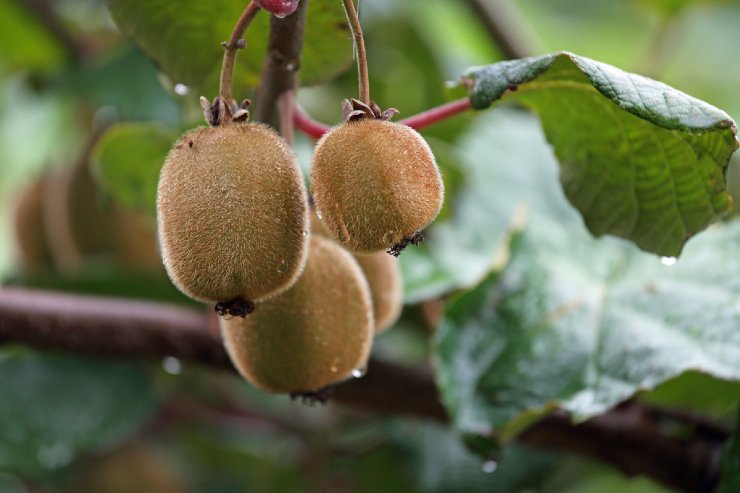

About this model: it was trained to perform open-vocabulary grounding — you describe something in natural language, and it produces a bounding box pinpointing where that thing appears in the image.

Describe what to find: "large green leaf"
[106,0,352,95]
[463,51,738,256]
[90,122,176,216]
[401,114,577,303]
[0,351,158,476]
[434,110,740,439]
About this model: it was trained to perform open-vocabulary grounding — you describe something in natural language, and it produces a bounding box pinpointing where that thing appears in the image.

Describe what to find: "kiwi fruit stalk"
[311,211,402,333]
[311,118,444,254]
[157,123,309,310]
[220,236,373,394]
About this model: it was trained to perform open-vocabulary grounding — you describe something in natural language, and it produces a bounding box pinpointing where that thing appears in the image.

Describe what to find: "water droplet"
[382,230,395,245]
[316,209,323,219]
[351,367,367,378]
[330,357,341,373]
[162,356,182,375]
[302,230,308,237]
[481,460,498,474]
[661,256,677,267]
[277,259,288,273]
[174,83,189,96]
[286,63,296,71]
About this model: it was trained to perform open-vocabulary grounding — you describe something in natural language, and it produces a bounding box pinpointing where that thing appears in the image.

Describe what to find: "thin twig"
[293,98,474,140]
[253,0,310,125]
[0,287,726,492]
[400,98,473,130]
[219,1,262,103]
[342,0,371,105]
[294,104,330,139]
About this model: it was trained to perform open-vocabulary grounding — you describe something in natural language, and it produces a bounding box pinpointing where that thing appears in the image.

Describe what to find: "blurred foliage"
[1,0,739,490]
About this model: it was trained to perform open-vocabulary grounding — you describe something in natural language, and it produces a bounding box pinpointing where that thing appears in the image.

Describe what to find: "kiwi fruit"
[63,444,186,493]
[157,123,309,309]
[43,158,161,272]
[11,177,54,271]
[310,118,444,254]
[311,211,402,333]
[220,235,373,393]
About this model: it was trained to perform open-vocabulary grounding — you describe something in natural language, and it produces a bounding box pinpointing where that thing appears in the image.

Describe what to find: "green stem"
[219,1,262,104]
[341,0,370,105]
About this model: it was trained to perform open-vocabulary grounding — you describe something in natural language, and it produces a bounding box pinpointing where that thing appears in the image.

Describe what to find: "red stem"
[293,98,473,140]
[294,104,331,139]
[400,98,473,130]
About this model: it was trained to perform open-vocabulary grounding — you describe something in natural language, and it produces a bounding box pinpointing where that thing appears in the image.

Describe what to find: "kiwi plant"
[220,236,373,394]
[151,0,443,397]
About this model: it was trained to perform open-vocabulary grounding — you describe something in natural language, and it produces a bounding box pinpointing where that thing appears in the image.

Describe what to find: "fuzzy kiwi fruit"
[43,158,161,272]
[12,177,54,271]
[311,211,402,333]
[157,124,308,308]
[311,119,444,254]
[220,235,373,393]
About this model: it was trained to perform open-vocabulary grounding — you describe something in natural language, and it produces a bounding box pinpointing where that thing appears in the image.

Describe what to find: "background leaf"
[90,122,176,216]
[464,51,738,256]
[105,0,352,95]
[434,109,740,439]
[0,351,158,476]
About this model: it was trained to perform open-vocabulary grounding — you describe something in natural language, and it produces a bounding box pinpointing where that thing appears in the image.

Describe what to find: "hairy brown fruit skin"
[311,119,444,253]
[311,212,402,333]
[157,124,308,304]
[220,236,373,393]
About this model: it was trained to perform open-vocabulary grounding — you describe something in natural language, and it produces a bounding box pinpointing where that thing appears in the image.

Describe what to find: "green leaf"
[401,115,577,303]
[721,407,740,493]
[90,122,176,216]
[106,0,352,95]
[463,51,738,256]
[0,0,67,73]
[437,219,740,438]
[434,110,740,439]
[0,351,158,476]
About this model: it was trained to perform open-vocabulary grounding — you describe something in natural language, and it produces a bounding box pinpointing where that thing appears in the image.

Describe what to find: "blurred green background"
[0,0,739,491]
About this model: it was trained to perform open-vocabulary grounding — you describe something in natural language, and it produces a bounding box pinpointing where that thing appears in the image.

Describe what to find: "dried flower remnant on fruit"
[157,124,309,312]
[290,386,334,406]
[311,115,444,254]
[220,236,374,394]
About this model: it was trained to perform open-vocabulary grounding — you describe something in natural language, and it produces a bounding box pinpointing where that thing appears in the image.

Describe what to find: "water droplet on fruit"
[277,259,288,273]
[661,256,677,267]
[382,230,395,244]
[174,83,189,96]
[481,460,498,474]
[351,366,367,378]
[330,357,341,373]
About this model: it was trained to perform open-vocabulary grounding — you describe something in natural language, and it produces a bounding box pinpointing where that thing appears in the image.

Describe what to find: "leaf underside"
[464,52,738,257]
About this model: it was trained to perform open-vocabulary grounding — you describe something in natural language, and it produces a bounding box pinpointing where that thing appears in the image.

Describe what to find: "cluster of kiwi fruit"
[157,97,443,396]
[156,9,444,398]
